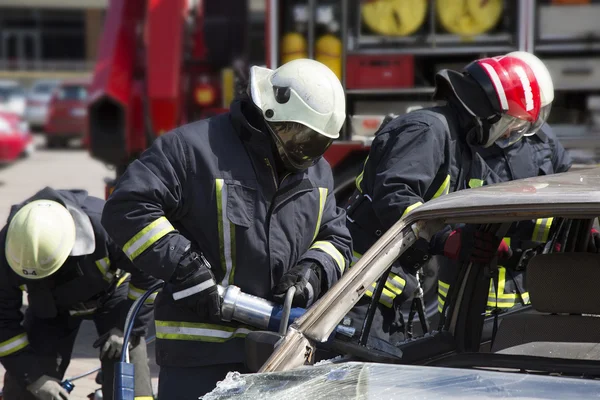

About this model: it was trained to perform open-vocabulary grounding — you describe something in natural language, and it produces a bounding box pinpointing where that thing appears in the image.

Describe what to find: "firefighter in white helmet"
[0,188,158,400]
[101,58,352,398]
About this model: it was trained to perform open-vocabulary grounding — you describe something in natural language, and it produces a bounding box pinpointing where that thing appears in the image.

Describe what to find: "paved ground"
[0,135,159,399]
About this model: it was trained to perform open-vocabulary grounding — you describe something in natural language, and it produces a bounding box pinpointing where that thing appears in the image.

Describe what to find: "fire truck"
[87,0,600,203]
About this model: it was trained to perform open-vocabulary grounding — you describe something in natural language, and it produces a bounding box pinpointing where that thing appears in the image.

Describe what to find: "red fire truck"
[88,0,573,203]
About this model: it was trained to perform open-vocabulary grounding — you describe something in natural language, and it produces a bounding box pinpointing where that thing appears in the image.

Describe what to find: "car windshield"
[57,85,87,101]
[32,83,57,94]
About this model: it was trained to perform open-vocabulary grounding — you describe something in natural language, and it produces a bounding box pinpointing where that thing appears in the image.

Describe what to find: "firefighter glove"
[93,328,128,360]
[441,227,512,264]
[170,251,221,322]
[26,375,70,400]
[273,261,323,308]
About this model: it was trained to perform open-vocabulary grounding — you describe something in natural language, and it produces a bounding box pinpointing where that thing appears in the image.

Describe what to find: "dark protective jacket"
[346,104,503,298]
[101,99,353,367]
[437,125,572,314]
[345,104,498,342]
[0,188,158,386]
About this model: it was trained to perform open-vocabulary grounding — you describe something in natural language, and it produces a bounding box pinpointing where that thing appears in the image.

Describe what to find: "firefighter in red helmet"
[344,51,571,347]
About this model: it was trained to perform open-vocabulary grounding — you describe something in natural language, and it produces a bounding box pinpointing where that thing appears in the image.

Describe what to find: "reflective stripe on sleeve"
[215,179,236,286]
[69,309,97,317]
[95,257,120,282]
[355,156,369,193]
[401,201,423,218]
[171,280,214,301]
[432,175,451,199]
[95,257,110,277]
[122,217,175,261]
[312,188,329,242]
[532,217,554,243]
[469,179,484,188]
[128,284,158,304]
[310,241,346,274]
[0,333,29,357]
[155,320,252,343]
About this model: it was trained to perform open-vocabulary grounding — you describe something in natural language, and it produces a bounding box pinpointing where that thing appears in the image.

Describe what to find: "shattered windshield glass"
[203,362,600,400]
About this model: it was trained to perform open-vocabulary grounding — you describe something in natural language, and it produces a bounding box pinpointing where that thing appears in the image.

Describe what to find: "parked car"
[0,80,26,117]
[0,111,33,164]
[24,79,60,130]
[45,79,90,148]
[206,168,600,399]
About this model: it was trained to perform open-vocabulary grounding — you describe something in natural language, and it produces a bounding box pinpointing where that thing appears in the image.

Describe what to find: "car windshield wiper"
[428,352,600,377]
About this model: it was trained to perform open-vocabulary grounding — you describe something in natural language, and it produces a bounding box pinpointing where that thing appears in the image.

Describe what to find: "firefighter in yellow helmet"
[0,188,158,400]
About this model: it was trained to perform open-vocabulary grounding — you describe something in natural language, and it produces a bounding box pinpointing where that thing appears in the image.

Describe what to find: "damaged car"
[205,167,600,399]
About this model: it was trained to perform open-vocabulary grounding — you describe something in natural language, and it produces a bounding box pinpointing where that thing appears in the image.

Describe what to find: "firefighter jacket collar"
[8,187,96,257]
[230,97,271,146]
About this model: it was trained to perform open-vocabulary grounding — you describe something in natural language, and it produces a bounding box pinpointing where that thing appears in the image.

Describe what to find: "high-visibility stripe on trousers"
[487,267,530,309]
[364,272,406,308]
[0,333,29,357]
[533,217,554,243]
[438,280,450,313]
[155,320,252,343]
[122,217,175,261]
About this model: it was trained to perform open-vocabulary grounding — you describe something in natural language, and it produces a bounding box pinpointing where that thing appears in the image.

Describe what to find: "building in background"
[0,0,266,84]
[0,0,103,83]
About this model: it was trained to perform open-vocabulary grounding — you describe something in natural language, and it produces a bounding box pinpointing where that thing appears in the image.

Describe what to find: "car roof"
[404,167,600,225]
[32,79,60,85]
[0,80,20,87]
[59,79,91,87]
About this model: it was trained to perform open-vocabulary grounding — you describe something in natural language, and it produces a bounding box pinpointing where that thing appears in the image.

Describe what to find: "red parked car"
[45,79,90,148]
[0,111,33,164]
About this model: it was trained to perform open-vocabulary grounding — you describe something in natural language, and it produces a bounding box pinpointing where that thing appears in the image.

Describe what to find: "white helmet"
[505,51,554,137]
[249,58,346,171]
[5,200,76,279]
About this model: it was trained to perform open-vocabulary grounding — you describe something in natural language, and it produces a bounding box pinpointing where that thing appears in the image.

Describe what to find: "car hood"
[204,362,600,400]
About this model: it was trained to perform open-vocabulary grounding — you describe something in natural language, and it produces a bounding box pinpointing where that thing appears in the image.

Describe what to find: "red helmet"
[465,52,553,146]
[435,52,553,147]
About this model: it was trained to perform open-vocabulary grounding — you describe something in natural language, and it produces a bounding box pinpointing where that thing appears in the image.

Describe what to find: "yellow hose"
[362,0,428,36]
[437,0,503,36]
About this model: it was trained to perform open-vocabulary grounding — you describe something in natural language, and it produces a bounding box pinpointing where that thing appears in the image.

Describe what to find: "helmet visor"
[488,114,531,148]
[525,103,552,137]
[267,121,334,171]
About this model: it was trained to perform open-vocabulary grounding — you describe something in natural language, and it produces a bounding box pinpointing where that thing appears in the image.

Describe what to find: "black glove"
[170,252,221,322]
[273,262,323,308]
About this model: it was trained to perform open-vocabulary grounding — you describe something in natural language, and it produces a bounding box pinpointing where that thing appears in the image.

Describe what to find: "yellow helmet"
[5,200,76,279]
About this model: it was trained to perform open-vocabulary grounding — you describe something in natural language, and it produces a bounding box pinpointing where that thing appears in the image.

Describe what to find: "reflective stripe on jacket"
[101,99,352,367]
